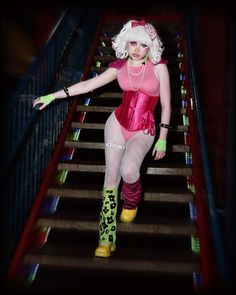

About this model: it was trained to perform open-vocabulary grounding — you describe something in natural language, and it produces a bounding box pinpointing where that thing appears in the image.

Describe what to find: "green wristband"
[155,139,166,151]
[40,94,54,104]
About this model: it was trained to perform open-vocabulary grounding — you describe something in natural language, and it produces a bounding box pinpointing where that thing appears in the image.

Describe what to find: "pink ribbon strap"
[141,111,155,135]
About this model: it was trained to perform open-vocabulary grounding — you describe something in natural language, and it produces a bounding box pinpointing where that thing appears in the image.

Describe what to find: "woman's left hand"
[152,148,166,160]
[152,139,166,160]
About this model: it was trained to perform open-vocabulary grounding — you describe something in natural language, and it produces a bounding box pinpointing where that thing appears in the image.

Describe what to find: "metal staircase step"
[64,140,190,152]
[46,187,194,203]
[77,105,116,112]
[89,91,122,98]
[56,162,192,176]
[76,104,187,115]
[36,218,196,236]
[71,122,189,132]
[94,55,116,62]
[24,253,200,274]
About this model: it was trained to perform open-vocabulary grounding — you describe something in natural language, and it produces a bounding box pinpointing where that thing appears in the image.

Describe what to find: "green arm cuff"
[40,94,54,104]
[154,139,166,151]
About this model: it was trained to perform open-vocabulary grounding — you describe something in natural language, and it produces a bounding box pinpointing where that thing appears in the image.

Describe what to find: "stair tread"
[56,161,192,176]
[21,278,197,294]
[46,185,194,203]
[27,238,199,260]
[36,216,196,235]
[24,253,200,273]
[67,142,187,165]
[57,160,191,167]
[80,111,185,127]
[90,84,181,98]
[41,227,196,247]
[65,140,190,153]
[71,121,189,132]
[72,128,187,145]
[76,104,187,115]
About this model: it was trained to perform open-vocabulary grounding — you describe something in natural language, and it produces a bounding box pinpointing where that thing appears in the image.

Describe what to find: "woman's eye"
[130,41,137,46]
[141,44,147,48]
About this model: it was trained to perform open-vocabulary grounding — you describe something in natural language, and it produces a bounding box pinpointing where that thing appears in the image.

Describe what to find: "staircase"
[6,14,208,294]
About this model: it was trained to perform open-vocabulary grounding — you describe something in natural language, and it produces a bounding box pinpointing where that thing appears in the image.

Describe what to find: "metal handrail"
[183,12,230,286]
[0,3,102,276]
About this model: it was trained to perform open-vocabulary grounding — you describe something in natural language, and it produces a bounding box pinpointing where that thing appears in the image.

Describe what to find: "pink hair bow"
[131,20,157,40]
[131,19,146,27]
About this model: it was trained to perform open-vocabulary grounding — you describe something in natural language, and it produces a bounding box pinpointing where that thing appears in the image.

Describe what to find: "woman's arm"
[156,63,172,140]
[57,67,117,98]
[152,63,172,160]
[33,67,118,110]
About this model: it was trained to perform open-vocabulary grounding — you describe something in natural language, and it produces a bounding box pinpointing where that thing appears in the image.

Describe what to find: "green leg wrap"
[98,187,118,245]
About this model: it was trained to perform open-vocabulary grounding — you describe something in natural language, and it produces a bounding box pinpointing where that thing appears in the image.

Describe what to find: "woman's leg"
[95,113,125,257]
[121,132,154,184]
[120,132,154,221]
[103,112,126,188]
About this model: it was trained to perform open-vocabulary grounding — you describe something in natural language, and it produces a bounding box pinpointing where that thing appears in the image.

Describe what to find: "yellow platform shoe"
[94,244,116,258]
[120,207,137,223]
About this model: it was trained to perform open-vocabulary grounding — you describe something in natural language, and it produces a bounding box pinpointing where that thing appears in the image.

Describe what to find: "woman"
[33,19,172,258]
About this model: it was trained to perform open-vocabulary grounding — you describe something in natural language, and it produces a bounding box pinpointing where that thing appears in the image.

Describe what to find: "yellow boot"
[120,207,137,223]
[94,244,116,258]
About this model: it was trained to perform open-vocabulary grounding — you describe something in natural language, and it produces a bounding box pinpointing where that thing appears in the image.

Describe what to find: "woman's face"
[126,41,149,61]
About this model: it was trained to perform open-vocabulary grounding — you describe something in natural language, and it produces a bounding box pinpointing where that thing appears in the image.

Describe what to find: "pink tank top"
[108,59,167,135]
[109,59,166,96]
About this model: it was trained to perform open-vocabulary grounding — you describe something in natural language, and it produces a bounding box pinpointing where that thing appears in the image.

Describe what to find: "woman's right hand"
[33,94,55,110]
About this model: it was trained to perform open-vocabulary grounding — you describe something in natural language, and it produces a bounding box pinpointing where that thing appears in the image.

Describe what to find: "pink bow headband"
[131,19,157,40]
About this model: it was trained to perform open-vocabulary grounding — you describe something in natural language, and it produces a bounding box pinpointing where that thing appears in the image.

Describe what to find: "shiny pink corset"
[114,90,159,135]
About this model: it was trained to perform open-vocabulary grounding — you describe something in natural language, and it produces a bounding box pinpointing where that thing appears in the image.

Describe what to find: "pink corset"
[114,91,159,135]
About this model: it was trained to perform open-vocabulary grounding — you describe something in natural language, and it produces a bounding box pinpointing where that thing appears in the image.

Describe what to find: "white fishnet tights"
[104,112,154,187]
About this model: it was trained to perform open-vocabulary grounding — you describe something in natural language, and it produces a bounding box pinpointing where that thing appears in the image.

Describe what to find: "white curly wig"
[111,20,164,64]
